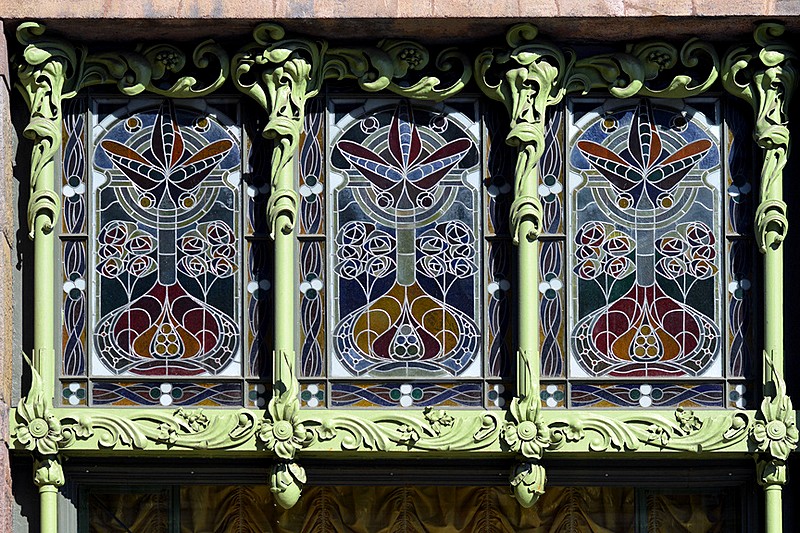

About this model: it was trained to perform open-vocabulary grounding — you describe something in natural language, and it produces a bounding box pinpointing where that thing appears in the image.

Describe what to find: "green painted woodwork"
[8,20,797,527]
[721,23,797,533]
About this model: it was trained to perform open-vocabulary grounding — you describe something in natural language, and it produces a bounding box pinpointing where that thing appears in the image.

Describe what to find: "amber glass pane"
[644,490,741,533]
[85,485,743,532]
[87,489,169,533]
[179,485,635,532]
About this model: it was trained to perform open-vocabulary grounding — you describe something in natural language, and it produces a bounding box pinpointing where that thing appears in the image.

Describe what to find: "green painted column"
[765,484,783,533]
[723,24,798,533]
[32,161,56,401]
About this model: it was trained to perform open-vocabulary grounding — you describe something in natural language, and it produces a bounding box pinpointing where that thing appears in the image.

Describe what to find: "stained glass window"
[297,97,513,409]
[547,97,757,409]
[59,96,271,407]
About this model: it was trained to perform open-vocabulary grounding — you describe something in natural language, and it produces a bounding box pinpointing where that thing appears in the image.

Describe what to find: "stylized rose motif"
[574,222,635,282]
[576,221,606,247]
[605,256,634,279]
[655,222,718,281]
[655,256,687,279]
[575,258,602,280]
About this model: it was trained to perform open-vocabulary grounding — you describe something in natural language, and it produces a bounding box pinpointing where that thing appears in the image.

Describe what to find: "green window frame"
[8,20,797,533]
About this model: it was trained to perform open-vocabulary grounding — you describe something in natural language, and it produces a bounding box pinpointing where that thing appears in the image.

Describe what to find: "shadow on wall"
[10,99,33,405]
[11,455,39,532]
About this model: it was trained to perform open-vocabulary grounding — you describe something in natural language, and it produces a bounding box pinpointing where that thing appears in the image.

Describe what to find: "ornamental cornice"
[9,404,762,457]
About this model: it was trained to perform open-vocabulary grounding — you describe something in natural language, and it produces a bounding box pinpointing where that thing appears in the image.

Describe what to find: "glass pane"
[643,489,742,532]
[86,489,170,533]
[90,99,243,379]
[328,98,482,380]
[179,485,635,532]
[83,484,746,532]
[61,97,88,380]
[567,98,723,379]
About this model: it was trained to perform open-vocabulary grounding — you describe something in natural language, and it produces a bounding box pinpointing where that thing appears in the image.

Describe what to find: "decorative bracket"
[723,23,796,253]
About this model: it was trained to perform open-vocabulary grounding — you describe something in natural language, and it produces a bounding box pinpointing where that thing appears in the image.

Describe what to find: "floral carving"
[15,399,63,456]
[503,398,550,459]
[260,398,311,460]
[750,352,798,462]
[13,358,63,456]
[424,407,454,435]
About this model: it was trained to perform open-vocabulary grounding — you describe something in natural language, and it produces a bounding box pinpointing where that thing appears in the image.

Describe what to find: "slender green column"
[723,24,798,533]
[476,24,566,507]
[765,485,783,533]
[16,23,72,532]
[764,246,783,388]
[32,163,56,400]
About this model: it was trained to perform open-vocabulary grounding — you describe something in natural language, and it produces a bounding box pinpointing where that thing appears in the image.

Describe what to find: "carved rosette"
[750,352,799,487]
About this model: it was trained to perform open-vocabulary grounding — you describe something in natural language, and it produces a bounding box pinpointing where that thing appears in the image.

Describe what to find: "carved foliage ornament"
[723,23,797,252]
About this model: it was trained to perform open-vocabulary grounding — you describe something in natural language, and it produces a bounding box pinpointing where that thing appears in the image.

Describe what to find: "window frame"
[9,20,794,520]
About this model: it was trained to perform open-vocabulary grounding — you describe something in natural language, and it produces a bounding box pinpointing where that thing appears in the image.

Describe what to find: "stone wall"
[0,20,13,533]
[0,1,799,42]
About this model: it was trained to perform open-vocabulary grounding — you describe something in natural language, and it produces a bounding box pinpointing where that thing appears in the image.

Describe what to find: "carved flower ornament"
[503,398,551,459]
[751,389,798,460]
[13,360,63,455]
[750,352,799,460]
[15,400,63,455]
[259,398,310,460]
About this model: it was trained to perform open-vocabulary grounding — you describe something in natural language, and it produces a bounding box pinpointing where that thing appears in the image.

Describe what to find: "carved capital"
[723,24,797,248]
[510,462,546,508]
[756,457,788,487]
[270,462,306,509]
[33,456,64,488]
[16,23,75,238]
[476,24,567,247]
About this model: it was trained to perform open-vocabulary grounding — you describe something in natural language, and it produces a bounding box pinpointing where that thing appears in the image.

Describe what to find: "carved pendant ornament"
[10,20,796,509]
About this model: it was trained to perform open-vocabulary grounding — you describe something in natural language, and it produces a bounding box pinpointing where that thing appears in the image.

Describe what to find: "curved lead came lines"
[330,99,481,379]
[569,99,723,379]
[92,100,242,377]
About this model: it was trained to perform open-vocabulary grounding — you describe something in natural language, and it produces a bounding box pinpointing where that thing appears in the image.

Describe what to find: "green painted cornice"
[9,404,760,457]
